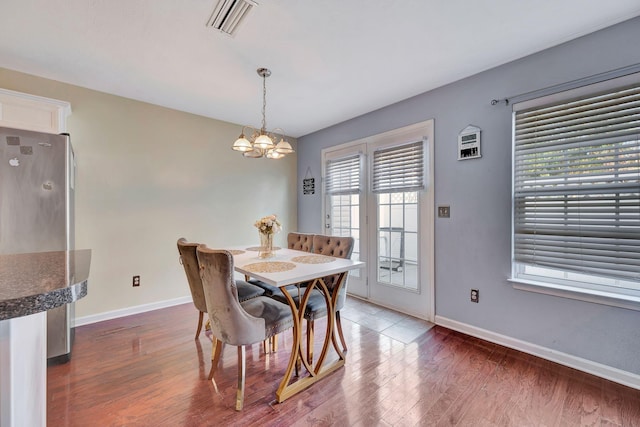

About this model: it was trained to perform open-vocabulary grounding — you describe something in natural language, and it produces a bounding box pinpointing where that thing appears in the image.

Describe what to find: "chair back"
[177,238,207,314]
[312,234,355,291]
[287,232,314,252]
[312,234,354,259]
[196,246,266,346]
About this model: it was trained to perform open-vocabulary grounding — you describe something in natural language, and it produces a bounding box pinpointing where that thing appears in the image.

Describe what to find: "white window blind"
[513,83,640,284]
[372,140,424,193]
[325,155,361,195]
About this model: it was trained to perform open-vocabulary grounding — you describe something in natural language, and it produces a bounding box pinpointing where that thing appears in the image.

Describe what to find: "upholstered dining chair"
[245,231,315,352]
[246,231,314,297]
[308,234,354,354]
[287,231,314,252]
[177,238,266,339]
[196,246,293,410]
[272,234,354,364]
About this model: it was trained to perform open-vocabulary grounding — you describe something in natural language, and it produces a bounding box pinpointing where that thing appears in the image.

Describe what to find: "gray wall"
[296,17,640,375]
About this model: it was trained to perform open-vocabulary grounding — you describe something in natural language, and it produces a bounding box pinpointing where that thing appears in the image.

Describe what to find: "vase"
[258,232,274,259]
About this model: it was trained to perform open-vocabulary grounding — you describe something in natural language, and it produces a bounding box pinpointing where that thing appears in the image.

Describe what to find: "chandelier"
[231,68,294,159]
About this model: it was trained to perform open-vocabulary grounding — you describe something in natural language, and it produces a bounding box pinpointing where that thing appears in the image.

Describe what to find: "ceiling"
[1,1,640,138]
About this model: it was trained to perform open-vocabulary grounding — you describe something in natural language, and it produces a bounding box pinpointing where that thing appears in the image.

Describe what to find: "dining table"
[227,245,364,403]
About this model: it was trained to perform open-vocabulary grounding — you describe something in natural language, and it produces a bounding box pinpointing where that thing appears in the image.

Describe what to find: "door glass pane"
[377,191,419,289]
[404,203,418,233]
[329,194,361,278]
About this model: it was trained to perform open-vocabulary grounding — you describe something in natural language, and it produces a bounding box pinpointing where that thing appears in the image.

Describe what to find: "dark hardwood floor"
[48,297,640,426]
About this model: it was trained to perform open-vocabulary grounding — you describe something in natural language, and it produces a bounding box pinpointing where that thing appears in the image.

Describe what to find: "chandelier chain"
[261,73,267,132]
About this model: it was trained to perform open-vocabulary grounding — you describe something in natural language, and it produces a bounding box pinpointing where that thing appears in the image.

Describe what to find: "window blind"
[372,140,424,193]
[513,84,640,282]
[325,154,361,195]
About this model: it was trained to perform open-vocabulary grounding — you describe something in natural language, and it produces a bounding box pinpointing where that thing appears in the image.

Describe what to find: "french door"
[322,120,434,320]
[324,144,368,297]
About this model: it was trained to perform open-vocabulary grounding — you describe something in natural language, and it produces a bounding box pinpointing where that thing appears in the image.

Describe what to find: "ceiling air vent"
[207,0,257,36]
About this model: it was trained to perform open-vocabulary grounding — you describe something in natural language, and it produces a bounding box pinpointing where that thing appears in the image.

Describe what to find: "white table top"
[227,246,363,287]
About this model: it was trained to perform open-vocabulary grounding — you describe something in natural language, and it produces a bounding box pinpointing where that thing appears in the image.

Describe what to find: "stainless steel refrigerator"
[0,126,76,363]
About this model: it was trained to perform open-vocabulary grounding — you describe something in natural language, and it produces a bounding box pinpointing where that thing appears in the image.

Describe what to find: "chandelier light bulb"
[254,133,274,150]
[274,139,294,154]
[266,148,284,159]
[243,147,264,158]
[232,135,252,152]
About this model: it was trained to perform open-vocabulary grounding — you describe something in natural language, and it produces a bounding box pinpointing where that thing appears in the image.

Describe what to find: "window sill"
[508,278,640,312]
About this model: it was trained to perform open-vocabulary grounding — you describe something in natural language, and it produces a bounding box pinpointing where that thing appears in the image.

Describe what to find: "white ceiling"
[1,1,640,137]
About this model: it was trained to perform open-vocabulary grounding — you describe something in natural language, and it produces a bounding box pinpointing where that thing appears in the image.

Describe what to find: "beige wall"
[0,67,297,318]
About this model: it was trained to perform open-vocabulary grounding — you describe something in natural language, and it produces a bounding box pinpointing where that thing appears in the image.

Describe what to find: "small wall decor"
[458,125,481,160]
[303,167,315,195]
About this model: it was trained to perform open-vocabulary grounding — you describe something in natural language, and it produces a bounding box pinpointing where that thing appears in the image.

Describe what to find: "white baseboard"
[435,315,640,391]
[75,296,192,327]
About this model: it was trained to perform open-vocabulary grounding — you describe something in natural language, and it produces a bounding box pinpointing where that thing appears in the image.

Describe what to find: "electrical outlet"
[470,289,479,303]
[133,275,140,287]
[438,205,450,218]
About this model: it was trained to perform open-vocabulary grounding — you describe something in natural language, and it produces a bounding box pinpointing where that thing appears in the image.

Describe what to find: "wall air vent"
[207,0,257,37]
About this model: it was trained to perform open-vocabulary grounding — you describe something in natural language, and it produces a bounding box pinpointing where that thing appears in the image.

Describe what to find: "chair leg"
[235,346,246,411]
[336,311,348,352]
[208,338,224,380]
[195,311,204,339]
[306,320,314,364]
[261,335,278,354]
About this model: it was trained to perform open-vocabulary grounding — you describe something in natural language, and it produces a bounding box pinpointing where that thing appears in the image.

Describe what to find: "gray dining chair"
[196,246,293,410]
[287,231,314,252]
[247,231,314,297]
[177,238,265,339]
[272,234,354,364]
[245,231,315,352]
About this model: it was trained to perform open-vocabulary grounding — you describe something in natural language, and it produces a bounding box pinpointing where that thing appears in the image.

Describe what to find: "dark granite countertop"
[0,250,91,321]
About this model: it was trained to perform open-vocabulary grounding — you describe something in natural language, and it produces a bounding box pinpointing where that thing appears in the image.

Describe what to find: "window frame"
[510,72,640,310]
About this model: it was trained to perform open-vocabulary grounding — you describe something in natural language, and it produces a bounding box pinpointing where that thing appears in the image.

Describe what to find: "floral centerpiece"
[254,214,281,258]
[254,214,282,235]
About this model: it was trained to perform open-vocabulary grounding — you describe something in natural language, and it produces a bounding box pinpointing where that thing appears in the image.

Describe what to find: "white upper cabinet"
[0,88,71,133]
